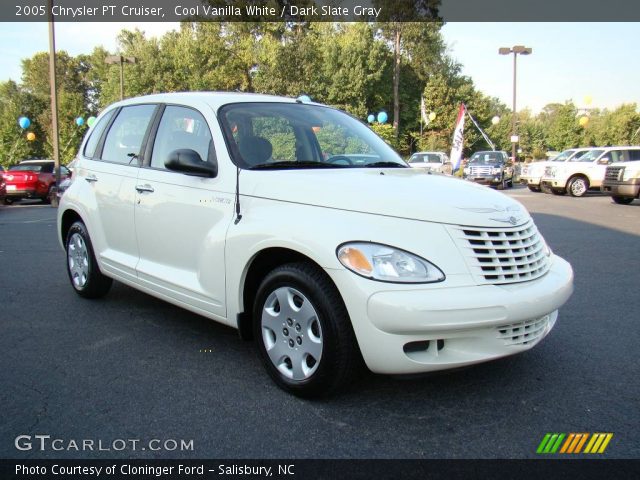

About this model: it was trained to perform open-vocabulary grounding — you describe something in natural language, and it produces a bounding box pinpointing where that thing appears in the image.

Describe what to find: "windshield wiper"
[363,161,407,168]
[250,161,346,170]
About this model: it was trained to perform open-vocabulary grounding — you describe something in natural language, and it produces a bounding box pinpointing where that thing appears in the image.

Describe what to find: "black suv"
[463,150,513,189]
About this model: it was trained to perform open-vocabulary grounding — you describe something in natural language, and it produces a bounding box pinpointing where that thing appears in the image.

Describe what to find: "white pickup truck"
[540,146,640,197]
[520,148,591,192]
[601,152,640,204]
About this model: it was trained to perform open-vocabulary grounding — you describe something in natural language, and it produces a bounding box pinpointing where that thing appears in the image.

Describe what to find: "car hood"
[243,168,530,228]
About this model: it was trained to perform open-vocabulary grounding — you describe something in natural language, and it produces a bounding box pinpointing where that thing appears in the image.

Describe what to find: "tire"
[540,183,552,194]
[507,179,514,188]
[528,185,541,192]
[2,198,12,205]
[65,221,112,299]
[42,186,54,204]
[551,189,566,196]
[567,176,589,197]
[496,180,505,190]
[612,196,634,205]
[253,262,361,397]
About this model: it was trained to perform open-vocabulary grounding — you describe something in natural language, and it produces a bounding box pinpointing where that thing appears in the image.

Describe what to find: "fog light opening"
[437,339,445,351]
[403,341,430,354]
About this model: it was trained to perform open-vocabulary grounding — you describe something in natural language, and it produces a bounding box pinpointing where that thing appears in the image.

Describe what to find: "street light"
[499,45,532,163]
[105,55,137,100]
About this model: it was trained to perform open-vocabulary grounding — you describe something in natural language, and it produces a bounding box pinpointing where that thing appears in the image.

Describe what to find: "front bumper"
[465,176,503,186]
[327,255,573,375]
[601,178,640,198]
[520,176,541,187]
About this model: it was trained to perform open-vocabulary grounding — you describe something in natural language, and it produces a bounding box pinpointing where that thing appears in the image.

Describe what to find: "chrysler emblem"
[458,205,523,226]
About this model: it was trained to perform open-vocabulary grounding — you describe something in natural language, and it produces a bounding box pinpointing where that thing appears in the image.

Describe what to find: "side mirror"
[597,157,610,165]
[165,149,217,178]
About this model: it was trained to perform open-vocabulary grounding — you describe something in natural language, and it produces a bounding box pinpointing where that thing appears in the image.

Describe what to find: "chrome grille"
[497,315,550,346]
[470,166,492,176]
[449,220,550,285]
[605,166,624,182]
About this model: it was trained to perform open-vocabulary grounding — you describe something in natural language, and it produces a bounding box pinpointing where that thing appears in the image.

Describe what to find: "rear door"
[78,104,157,281]
[134,104,232,319]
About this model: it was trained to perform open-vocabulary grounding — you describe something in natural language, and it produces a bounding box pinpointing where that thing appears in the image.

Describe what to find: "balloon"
[75,117,85,126]
[26,132,36,141]
[377,111,388,124]
[18,116,30,129]
[87,116,97,127]
[491,116,500,125]
[579,116,589,127]
[367,114,375,124]
[312,126,321,133]
[584,95,592,106]
[429,112,436,121]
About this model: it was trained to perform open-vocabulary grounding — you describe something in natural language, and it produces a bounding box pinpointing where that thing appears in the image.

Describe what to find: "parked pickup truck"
[3,160,70,204]
[463,150,513,189]
[520,148,592,192]
[540,146,640,197]
[601,153,640,204]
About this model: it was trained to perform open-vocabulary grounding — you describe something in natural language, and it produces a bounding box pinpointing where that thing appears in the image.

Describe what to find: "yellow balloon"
[579,116,589,127]
[26,132,36,141]
[584,95,593,106]
[428,112,436,121]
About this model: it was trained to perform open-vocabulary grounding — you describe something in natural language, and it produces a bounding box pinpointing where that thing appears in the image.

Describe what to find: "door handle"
[85,175,98,183]
[135,184,154,193]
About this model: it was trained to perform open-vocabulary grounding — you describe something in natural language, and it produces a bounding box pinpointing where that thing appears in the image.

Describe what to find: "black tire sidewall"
[65,221,109,297]
[252,264,352,396]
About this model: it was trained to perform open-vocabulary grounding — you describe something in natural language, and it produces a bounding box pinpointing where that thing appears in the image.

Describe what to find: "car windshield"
[218,102,407,170]
[551,150,576,162]
[570,149,604,162]
[410,153,441,164]
[469,152,504,165]
[9,164,45,172]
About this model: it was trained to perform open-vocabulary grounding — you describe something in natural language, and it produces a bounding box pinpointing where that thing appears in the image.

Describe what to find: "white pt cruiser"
[57,93,574,397]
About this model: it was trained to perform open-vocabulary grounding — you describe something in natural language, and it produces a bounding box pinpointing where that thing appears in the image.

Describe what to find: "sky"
[1,21,638,114]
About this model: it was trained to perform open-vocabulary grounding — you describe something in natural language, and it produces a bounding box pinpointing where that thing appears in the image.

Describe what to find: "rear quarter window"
[83,110,115,159]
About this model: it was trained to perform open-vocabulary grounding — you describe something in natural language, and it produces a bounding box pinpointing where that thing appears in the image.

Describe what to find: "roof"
[113,91,306,111]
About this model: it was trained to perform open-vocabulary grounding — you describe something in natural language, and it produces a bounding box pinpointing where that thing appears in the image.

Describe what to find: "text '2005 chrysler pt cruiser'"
[57,93,574,397]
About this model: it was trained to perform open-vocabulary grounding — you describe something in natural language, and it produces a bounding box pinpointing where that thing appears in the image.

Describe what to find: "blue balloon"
[18,116,30,129]
[75,117,85,126]
[367,114,375,124]
[377,111,388,124]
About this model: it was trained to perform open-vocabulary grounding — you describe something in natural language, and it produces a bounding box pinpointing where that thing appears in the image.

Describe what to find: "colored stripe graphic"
[537,433,613,454]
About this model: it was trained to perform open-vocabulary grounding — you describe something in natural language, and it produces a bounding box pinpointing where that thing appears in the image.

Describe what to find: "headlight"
[548,167,557,177]
[623,168,638,181]
[463,167,470,174]
[337,242,445,283]
[491,167,501,175]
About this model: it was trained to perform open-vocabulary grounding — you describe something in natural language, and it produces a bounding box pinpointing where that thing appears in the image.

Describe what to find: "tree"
[0,81,44,166]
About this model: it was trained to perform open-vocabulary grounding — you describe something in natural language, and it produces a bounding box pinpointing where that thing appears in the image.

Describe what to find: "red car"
[2,160,70,204]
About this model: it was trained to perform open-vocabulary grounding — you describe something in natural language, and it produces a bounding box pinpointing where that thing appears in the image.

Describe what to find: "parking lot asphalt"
[0,187,638,459]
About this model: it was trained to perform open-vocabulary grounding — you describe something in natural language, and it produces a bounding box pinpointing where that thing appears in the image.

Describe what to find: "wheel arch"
[237,247,339,341]
[60,209,85,246]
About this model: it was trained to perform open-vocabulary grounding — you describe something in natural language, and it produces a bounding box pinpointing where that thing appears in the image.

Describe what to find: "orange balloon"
[26,132,36,141]
[579,116,589,127]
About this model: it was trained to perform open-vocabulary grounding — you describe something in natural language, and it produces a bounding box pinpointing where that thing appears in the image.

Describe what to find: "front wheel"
[253,262,361,397]
[65,221,112,298]
[612,196,634,205]
[528,185,541,192]
[567,176,589,197]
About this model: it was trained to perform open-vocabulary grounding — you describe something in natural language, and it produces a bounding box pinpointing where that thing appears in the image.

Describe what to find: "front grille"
[497,315,550,346]
[605,166,624,182]
[470,166,492,176]
[448,220,550,285]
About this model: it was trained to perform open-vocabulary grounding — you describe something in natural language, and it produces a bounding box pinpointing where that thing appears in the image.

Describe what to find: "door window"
[150,106,213,169]
[101,105,156,165]
[83,110,115,159]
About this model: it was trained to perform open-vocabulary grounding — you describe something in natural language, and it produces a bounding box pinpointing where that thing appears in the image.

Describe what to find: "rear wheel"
[612,196,634,205]
[567,176,589,197]
[65,221,112,298]
[2,198,13,205]
[253,262,361,397]
[528,185,541,192]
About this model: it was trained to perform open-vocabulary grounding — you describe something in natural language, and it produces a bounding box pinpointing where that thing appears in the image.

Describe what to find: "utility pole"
[47,0,60,198]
